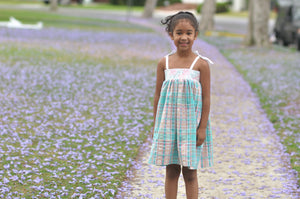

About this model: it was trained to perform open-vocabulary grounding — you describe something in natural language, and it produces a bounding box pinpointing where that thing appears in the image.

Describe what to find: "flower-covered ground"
[202,36,300,184]
[118,38,299,199]
[0,23,170,198]
[1,6,299,197]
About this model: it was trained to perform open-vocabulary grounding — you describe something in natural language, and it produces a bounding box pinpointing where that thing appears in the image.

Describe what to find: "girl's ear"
[169,32,174,40]
[194,31,199,39]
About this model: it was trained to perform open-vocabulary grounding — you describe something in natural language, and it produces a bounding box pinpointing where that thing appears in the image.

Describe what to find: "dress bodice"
[164,69,200,81]
[164,50,213,83]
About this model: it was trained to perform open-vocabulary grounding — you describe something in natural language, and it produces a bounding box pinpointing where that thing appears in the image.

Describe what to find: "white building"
[182,0,247,12]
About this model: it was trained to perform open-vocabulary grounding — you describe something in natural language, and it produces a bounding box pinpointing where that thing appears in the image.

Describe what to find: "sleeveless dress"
[148,51,213,169]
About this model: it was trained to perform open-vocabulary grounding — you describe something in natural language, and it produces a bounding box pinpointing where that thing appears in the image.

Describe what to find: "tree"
[142,0,158,18]
[50,0,58,11]
[199,0,216,32]
[245,0,270,46]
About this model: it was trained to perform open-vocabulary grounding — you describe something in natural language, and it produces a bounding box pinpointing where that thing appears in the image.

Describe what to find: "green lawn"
[67,2,144,11]
[0,0,144,11]
[0,8,151,32]
[0,0,40,3]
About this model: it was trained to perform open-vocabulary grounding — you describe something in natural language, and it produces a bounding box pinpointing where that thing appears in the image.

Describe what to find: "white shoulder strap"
[190,56,200,70]
[165,55,169,70]
[195,50,214,65]
[165,50,176,70]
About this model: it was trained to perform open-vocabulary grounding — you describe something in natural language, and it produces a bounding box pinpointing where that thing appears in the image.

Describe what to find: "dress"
[148,51,213,169]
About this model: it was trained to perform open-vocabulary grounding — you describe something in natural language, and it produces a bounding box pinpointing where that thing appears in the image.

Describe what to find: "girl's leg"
[165,164,181,199]
[182,166,198,199]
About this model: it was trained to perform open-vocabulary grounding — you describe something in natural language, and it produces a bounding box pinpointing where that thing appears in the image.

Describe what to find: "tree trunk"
[199,0,216,32]
[245,0,270,46]
[253,0,270,46]
[245,0,254,45]
[50,0,58,11]
[142,0,158,18]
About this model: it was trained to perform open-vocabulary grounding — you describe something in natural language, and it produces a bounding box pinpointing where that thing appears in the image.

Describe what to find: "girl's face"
[169,19,198,52]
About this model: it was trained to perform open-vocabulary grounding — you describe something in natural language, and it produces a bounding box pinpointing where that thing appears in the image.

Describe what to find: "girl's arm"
[197,61,211,146]
[152,58,165,135]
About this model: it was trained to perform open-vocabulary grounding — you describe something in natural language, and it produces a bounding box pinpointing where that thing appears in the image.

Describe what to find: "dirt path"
[116,19,299,198]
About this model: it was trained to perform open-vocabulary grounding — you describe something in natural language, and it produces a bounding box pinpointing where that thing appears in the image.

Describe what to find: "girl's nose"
[181,34,187,40]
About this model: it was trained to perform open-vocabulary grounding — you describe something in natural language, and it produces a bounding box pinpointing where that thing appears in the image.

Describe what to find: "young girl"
[148,11,213,198]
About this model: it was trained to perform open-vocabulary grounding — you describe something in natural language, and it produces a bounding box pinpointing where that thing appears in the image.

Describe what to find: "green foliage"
[109,0,146,6]
[216,2,230,13]
[196,3,202,13]
[197,2,231,14]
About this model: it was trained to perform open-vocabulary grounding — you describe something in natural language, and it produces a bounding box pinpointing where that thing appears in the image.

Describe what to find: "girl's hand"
[196,128,206,146]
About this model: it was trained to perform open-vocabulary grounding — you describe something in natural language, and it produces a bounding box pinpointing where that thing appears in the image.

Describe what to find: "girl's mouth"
[179,42,188,45]
[179,43,188,47]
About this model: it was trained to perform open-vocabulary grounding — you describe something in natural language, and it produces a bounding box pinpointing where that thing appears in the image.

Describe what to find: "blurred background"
[1,0,299,50]
[0,0,299,198]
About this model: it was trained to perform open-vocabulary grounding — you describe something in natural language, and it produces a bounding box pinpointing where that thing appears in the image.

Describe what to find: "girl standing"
[148,11,213,198]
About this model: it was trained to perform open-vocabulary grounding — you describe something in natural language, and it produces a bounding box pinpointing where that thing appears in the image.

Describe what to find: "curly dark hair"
[161,11,199,33]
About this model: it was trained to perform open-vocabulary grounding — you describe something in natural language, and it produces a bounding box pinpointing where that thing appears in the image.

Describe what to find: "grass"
[0,0,277,19]
[1,4,298,197]
[0,39,154,198]
[0,0,144,11]
[0,8,152,31]
[0,0,41,4]
[0,8,167,198]
[1,0,282,20]
[201,35,300,185]
[66,2,144,11]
